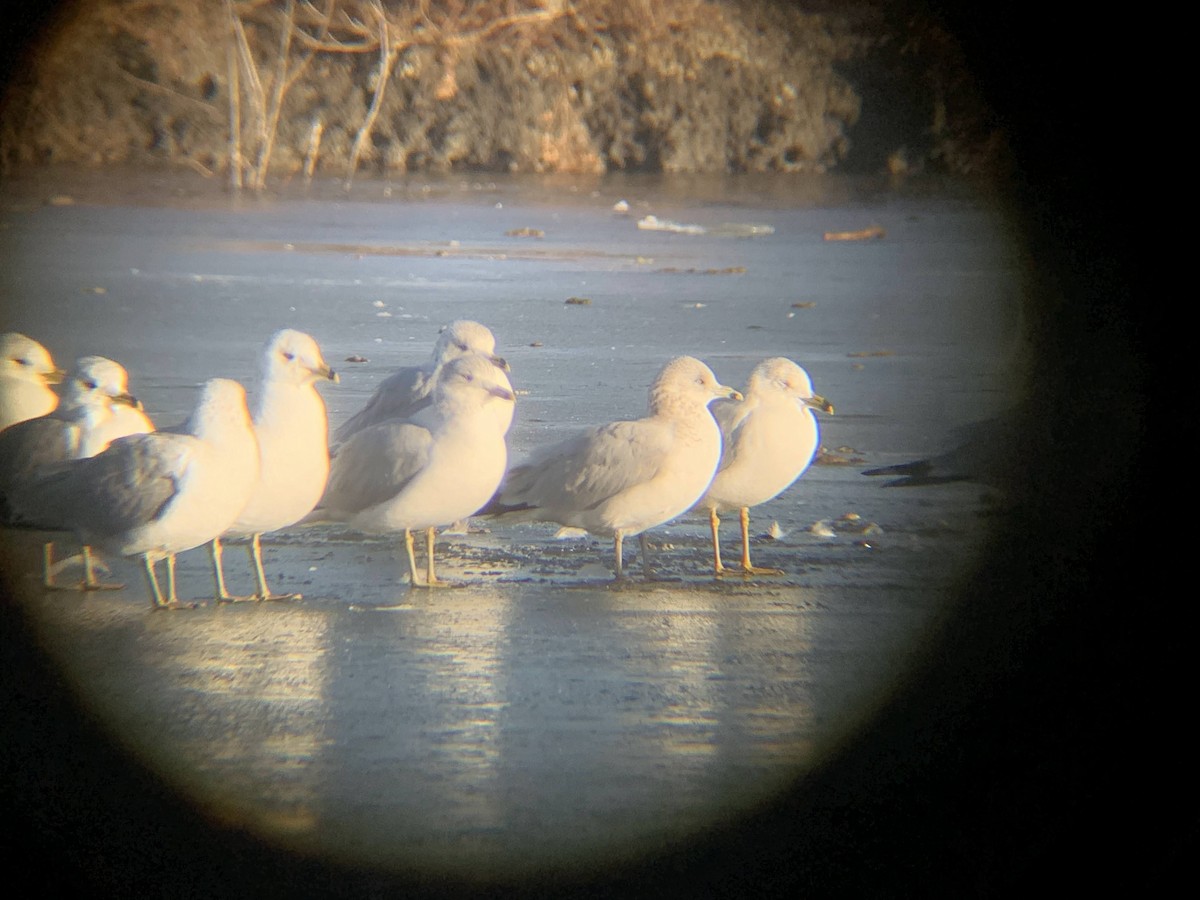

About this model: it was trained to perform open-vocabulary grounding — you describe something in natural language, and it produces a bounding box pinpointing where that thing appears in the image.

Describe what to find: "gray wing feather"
[709,396,751,468]
[503,419,671,514]
[17,433,188,536]
[320,420,434,517]
[333,365,434,445]
[709,396,746,434]
[0,417,78,495]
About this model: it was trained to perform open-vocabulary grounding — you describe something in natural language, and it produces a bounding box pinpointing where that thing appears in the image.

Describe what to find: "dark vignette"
[0,1,1164,896]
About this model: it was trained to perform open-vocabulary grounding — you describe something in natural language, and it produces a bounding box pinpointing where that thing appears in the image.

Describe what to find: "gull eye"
[83,380,98,390]
[455,341,468,352]
[16,357,32,367]
[282,351,295,362]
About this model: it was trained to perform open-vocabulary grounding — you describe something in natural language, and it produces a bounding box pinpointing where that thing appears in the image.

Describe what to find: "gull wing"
[0,415,79,494]
[17,433,193,537]
[320,419,435,517]
[502,417,673,516]
[333,364,434,446]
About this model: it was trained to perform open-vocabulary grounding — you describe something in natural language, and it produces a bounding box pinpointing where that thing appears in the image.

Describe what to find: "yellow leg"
[250,533,271,598]
[710,508,729,577]
[143,555,165,608]
[210,537,236,601]
[421,526,452,588]
[639,533,653,580]
[166,553,179,604]
[148,554,196,609]
[613,531,625,580]
[403,529,421,586]
[249,533,301,601]
[82,545,98,588]
[42,542,123,591]
[739,507,784,576]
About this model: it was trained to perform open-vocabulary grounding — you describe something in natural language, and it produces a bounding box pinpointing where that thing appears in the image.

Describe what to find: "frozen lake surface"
[0,168,1027,880]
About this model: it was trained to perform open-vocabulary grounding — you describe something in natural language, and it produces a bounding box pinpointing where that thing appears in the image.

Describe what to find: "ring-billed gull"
[486,356,740,580]
[333,320,510,446]
[18,378,259,608]
[307,353,514,588]
[695,357,833,576]
[1,355,154,588]
[209,329,338,602]
[81,357,157,454]
[0,333,65,431]
[1,356,151,498]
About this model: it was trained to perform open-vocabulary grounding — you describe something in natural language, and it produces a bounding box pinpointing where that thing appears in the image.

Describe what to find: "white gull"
[209,329,338,602]
[20,378,259,608]
[0,332,65,431]
[308,352,514,588]
[696,357,833,576]
[0,355,154,588]
[333,319,511,447]
[486,356,740,580]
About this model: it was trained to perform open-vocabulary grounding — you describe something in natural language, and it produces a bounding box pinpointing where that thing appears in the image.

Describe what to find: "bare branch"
[345,1,402,187]
[115,70,224,118]
[250,0,298,189]
[227,31,242,189]
[443,6,569,49]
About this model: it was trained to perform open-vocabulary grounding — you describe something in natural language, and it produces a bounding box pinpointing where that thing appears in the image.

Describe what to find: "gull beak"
[488,385,516,402]
[805,393,834,415]
[44,367,66,386]
[317,364,340,384]
[721,385,743,402]
[491,354,511,373]
[113,392,143,410]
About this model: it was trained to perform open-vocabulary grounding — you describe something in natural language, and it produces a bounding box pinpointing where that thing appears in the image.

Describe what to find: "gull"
[311,353,513,586]
[695,357,834,577]
[861,402,1034,500]
[333,319,511,447]
[0,355,154,589]
[0,332,65,431]
[209,329,338,602]
[16,378,259,608]
[0,356,152,497]
[485,356,740,580]
[84,358,156,454]
[307,352,514,588]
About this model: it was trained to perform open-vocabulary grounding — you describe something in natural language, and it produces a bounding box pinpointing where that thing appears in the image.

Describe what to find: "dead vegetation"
[0,1,998,187]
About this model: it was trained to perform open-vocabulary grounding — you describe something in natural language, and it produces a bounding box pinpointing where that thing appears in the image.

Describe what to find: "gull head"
[188,378,254,439]
[0,332,65,385]
[649,356,741,414]
[262,328,339,386]
[435,320,508,372]
[60,356,142,412]
[750,357,834,415]
[436,352,516,412]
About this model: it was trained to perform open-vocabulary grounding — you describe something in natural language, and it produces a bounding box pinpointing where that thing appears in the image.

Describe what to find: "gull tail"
[861,459,965,487]
[476,490,536,518]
